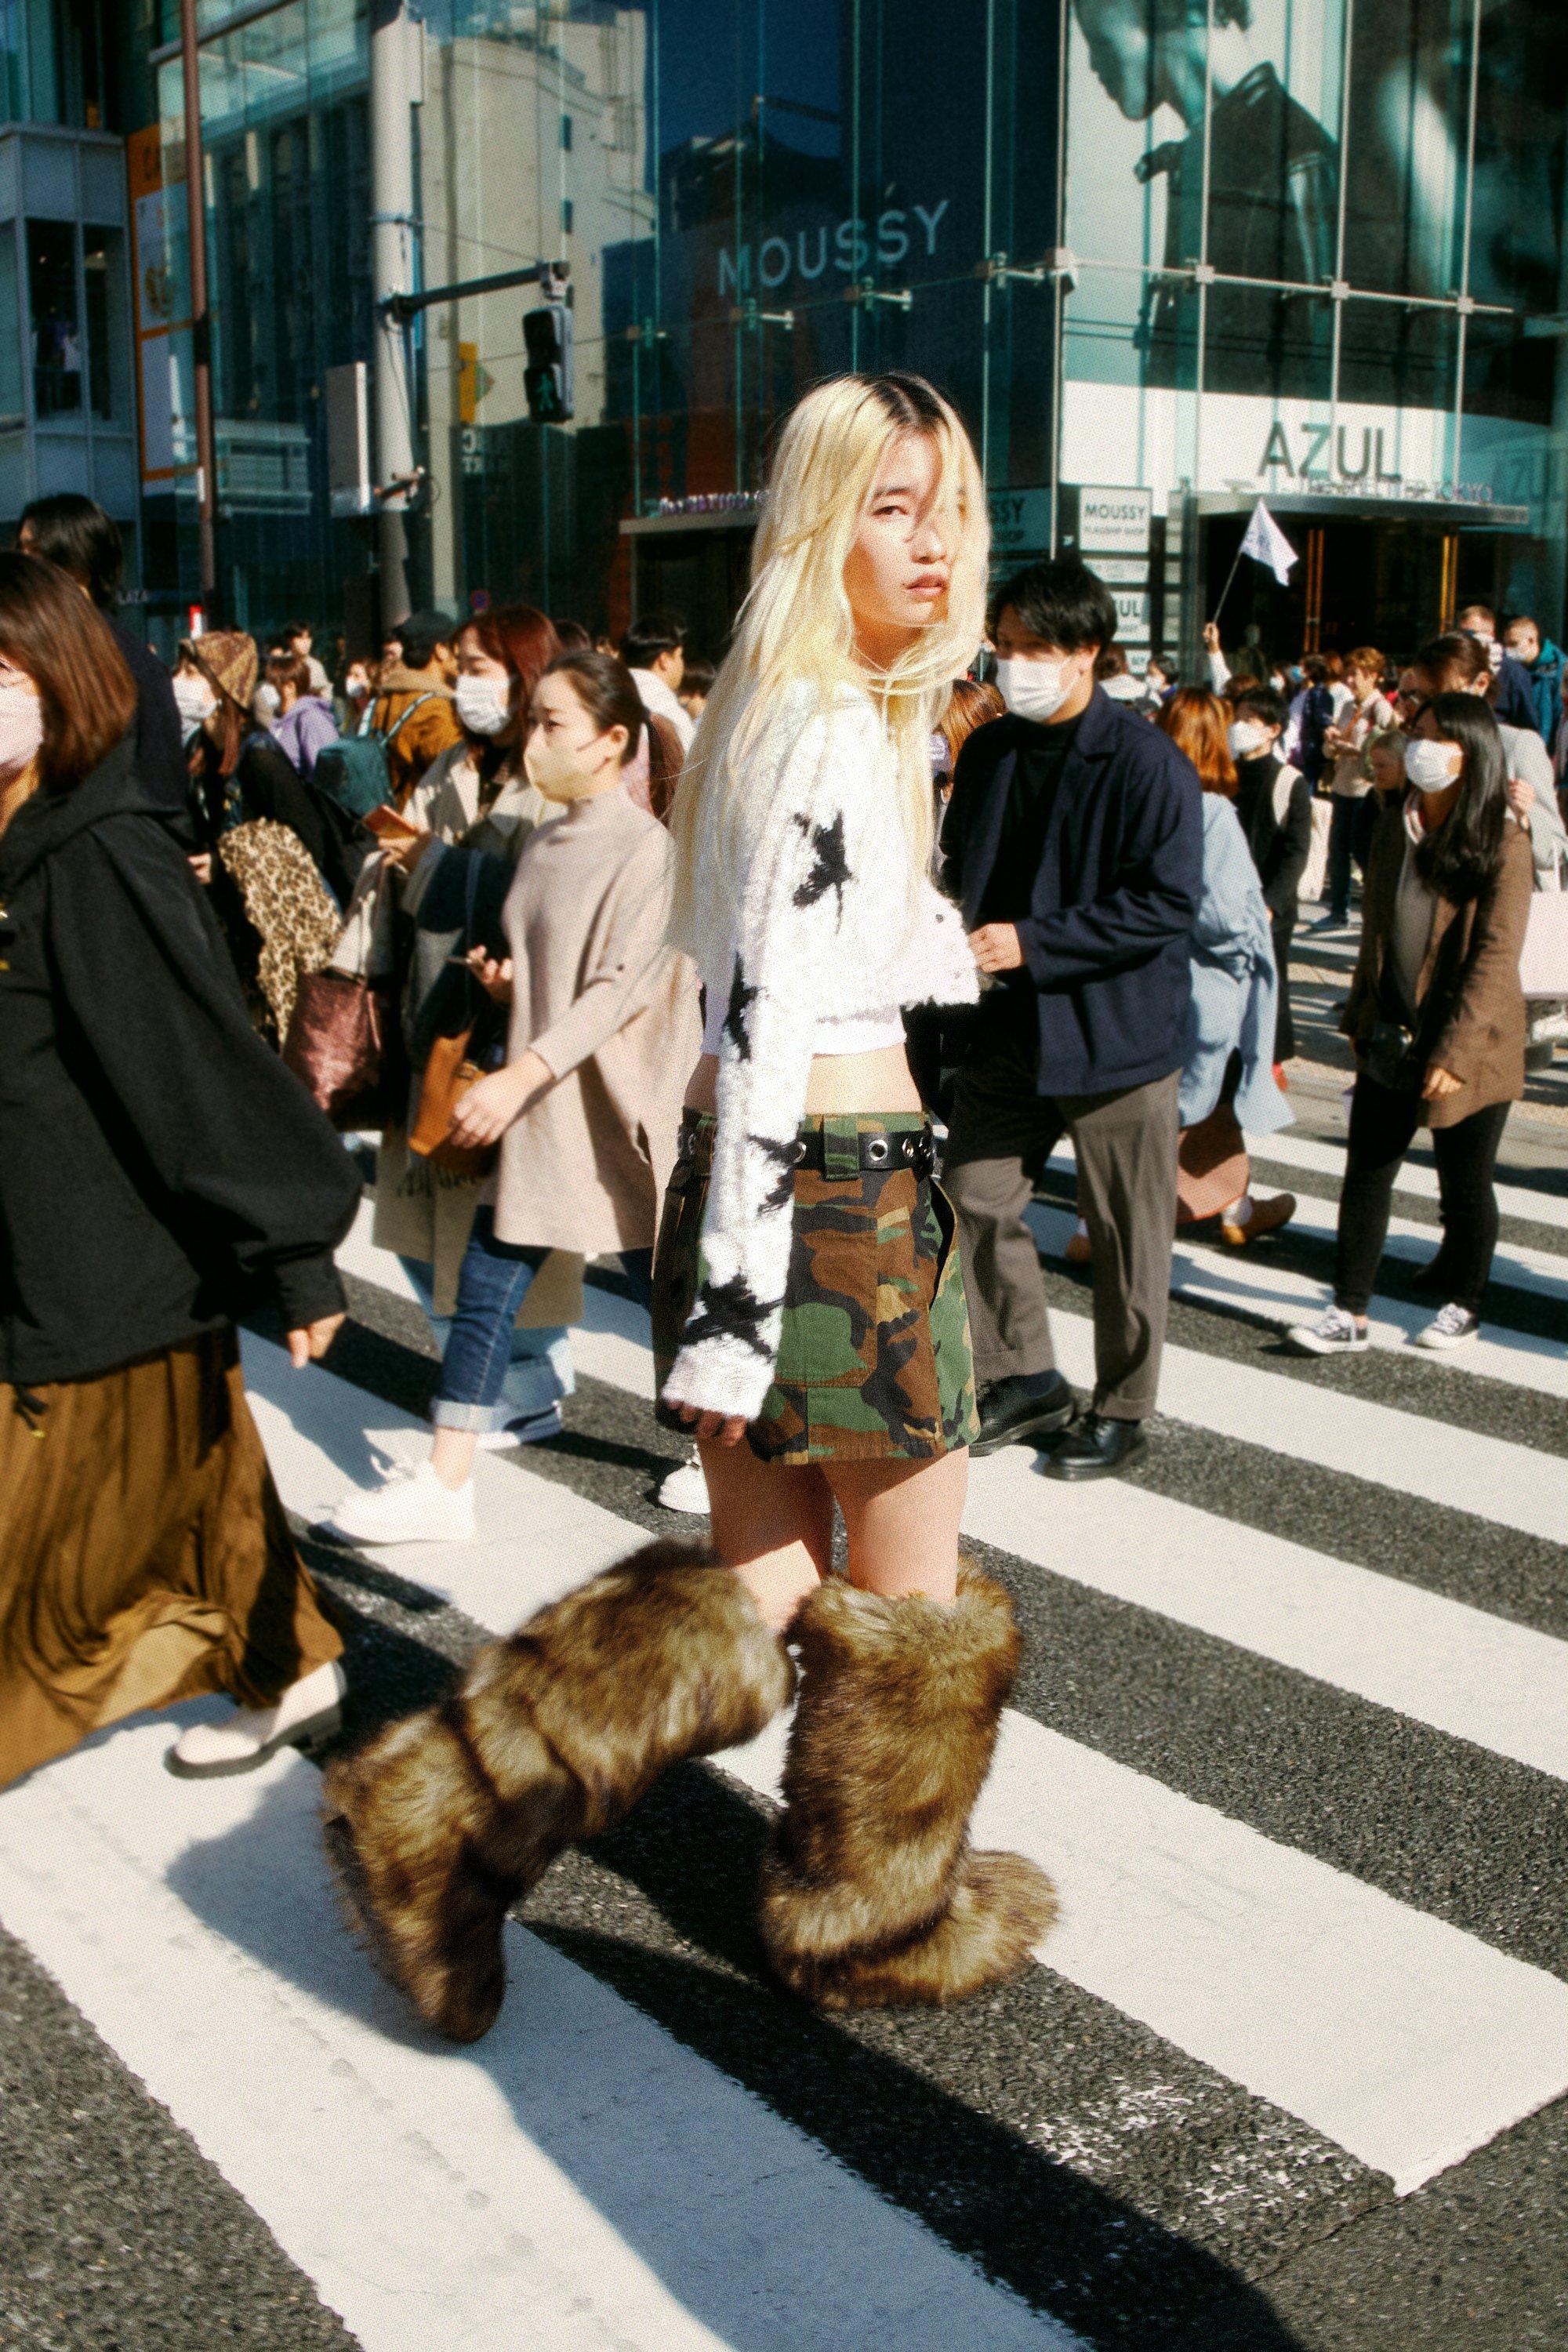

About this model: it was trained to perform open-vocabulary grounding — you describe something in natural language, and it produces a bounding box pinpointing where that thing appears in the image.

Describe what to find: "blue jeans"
[401,1247,575,1437]
[434,1208,652,1431]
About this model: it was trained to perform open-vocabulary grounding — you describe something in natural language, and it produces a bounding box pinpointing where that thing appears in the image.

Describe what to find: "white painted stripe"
[1024,1200,1568,1401]
[960,1449,1568,1780]
[1247,1127,1568,1234]
[0,1727,1073,2352]
[1044,1127,1568,1236]
[244,1338,1568,2193]
[555,1265,1568,1550]
[299,1264,1568,1773]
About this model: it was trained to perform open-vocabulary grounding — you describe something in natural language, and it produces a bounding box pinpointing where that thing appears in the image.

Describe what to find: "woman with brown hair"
[0,551,361,1786]
[326,651,699,1546]
[1157,689,1294,1245]
[365,604,582,1465]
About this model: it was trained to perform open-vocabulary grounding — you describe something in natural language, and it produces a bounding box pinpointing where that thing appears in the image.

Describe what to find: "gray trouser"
[943,1048,1180,1421]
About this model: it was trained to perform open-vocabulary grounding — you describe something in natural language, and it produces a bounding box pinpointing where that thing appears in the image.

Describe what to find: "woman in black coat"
[0,554,362,1786]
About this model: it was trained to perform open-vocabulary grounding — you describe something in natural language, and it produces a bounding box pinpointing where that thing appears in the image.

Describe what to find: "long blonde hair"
[669,372,989,948]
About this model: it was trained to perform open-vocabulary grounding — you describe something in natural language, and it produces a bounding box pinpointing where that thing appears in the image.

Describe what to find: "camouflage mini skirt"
[652,1111,980,1466]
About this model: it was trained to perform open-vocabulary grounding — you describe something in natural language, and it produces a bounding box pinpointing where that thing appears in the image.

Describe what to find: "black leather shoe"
[970,1372,1076,1458]
[1039,1413,1146,1481]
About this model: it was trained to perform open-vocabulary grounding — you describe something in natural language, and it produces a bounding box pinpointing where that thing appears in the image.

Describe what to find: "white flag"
[1239,498,1299,586]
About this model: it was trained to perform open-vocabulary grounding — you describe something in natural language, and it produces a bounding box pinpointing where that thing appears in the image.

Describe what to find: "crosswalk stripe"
[1046,1128,1568,1240]
[241,1336,1568,2195]
[1250,1127,1568,1236]
[550,1286,1568,1775]
[0,1726,1076,2352]
[1024,1199,1568,1399]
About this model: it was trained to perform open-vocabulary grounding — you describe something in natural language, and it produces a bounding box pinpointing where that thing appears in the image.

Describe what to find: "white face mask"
[254,682,282,724]
[996,653,1079,724]
[1228,718,1272,761]
[0,672,44,776]
[173,673,217,743]
[1404,737,1462,793]
[455,673,513,739]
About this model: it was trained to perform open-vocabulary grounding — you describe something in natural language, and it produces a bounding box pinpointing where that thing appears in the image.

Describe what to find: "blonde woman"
[324,375,1054,2043]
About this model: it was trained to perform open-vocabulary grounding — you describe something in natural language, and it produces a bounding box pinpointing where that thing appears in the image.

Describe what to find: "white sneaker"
[1284,1305,1370,1356]
[1415,1302,1479,1351]
[166,1660,347,1779]
[321,1461,477,1546]
[655,1452,710,1515]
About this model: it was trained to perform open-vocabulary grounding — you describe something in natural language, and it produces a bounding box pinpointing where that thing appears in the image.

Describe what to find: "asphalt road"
[1,1010,1563,2352]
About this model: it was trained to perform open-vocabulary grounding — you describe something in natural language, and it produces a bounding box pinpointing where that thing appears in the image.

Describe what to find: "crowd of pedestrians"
[0,421,1558,2039]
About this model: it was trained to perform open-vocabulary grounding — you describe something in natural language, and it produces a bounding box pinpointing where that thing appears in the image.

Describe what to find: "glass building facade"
[122,0,1568,662]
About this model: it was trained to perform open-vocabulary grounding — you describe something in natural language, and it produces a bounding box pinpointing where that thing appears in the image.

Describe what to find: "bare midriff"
[682,1043,922,1118]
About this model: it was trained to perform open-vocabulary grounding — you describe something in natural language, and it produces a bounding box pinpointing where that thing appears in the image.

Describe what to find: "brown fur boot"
[322,1538,793,2042]
[757,1563,1056,2009]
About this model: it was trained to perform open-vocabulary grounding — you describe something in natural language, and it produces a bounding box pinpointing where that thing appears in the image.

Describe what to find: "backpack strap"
[379,691,441,749]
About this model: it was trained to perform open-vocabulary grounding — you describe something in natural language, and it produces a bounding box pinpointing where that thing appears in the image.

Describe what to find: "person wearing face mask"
[0,551,362,1788]
[1228,684,1312,1071]
[325,652,700,1548]
[1399,633,1566,884]
[941,558,1203,1477]
[1287,694,1531,1357]
[365,605,583,1464]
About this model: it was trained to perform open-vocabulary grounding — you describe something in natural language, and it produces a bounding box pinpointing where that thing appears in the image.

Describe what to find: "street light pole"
[179,0,218,619]
[370,0,419,623]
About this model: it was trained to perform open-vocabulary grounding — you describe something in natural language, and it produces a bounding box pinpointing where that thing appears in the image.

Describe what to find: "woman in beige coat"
[366,605,585,1475]
[330,652,699,1544]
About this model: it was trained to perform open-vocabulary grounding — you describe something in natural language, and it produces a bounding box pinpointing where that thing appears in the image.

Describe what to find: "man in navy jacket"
[942,560,1203,1478]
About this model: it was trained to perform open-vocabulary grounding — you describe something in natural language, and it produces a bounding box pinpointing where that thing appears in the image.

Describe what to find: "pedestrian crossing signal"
[524,301,574,422]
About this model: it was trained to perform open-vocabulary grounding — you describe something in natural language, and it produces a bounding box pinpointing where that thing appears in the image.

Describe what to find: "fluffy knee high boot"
[757,1563,1056,2009]
[321,1538,793,2042]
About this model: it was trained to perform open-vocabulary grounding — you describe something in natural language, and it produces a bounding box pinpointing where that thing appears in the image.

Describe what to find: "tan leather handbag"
[408,1025,495,1178]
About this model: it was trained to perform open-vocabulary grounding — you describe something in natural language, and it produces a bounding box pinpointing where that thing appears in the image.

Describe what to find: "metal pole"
[178,0,217,617]
[370,0,417,622]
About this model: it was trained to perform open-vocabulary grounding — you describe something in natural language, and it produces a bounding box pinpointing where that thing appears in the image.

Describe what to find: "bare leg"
[822,1446,968,1605]
[430,1428,477,1490]
[699,1437,833,1632]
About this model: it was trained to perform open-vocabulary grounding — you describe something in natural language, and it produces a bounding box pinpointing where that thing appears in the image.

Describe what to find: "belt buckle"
[910,1131,936,1179]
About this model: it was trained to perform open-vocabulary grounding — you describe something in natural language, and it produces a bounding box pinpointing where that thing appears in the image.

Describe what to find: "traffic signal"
[524,299,574,422]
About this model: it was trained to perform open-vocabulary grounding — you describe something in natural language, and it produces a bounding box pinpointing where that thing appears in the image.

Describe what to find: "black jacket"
[1234,753,1312,920]
[0,736,361,1386]
[1491,652,1541,737]
[942,689,1203,1096]
[110,617,189,812]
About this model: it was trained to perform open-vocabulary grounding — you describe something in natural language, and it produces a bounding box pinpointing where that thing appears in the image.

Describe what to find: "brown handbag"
[408,1024,495,1178]
[281,964,401,1130]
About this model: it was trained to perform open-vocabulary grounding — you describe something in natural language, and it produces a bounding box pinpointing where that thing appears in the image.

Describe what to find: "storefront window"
[28,219,81,418]
[0,228,22,425]
[83,224,129,420]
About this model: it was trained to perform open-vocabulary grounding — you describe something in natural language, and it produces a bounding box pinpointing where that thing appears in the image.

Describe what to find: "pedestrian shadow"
[162,1617,1314,2352]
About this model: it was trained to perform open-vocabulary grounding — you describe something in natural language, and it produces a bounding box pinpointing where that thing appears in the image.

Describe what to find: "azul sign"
[1257,421,1406,485]
[717,201,952,297]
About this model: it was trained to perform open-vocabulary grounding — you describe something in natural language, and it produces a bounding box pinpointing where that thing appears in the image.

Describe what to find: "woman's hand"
[675,1406,749,1446]
[465,948,514,1004]
[378,823,434,873]
[1422,1063,1463,1102]
[445,1049,551,1149]
[1505,775,1534,820]
[969,922,1024,975]
[188,851,212,885]
[286,1312,344,1367]
[1202,621,1221,652]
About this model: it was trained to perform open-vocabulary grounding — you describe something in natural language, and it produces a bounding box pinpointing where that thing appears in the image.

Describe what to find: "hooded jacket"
[0,736,361,1385]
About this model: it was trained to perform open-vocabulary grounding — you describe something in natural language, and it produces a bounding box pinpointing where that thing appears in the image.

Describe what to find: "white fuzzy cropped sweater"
[660,684,979,1425]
